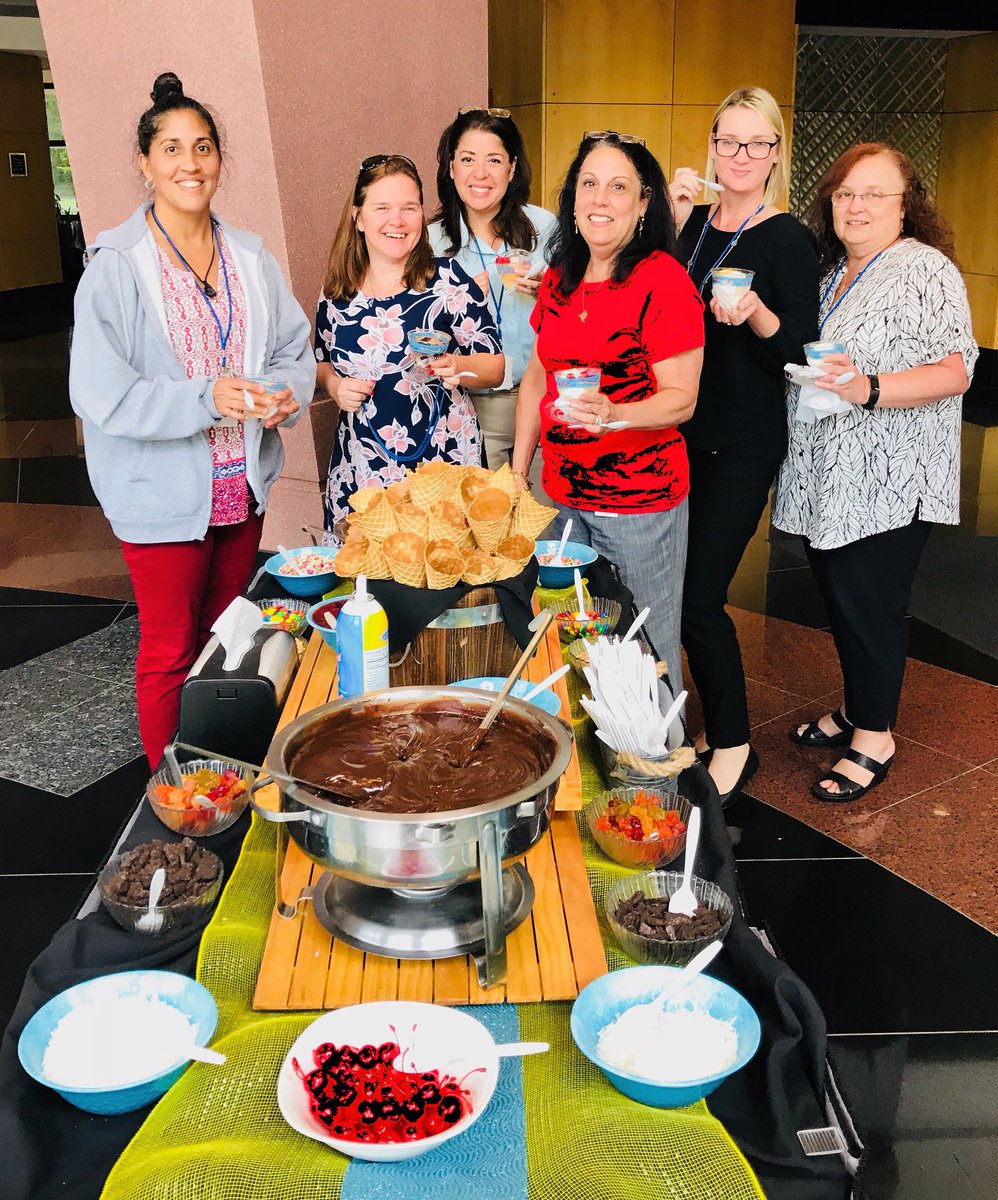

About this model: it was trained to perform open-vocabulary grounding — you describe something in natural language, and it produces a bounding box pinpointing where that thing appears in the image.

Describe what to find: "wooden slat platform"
[252,811,606,1010]
[250,619,602,1011]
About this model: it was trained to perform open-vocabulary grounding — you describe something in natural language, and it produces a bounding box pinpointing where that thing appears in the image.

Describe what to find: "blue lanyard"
[686,203,764,291]
[470,232,504,338]
[818,250,888,335]
[152,210,234,368]
[358,379,446,463]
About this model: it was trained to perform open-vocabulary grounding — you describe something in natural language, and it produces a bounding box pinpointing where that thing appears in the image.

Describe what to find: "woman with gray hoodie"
[69,73,315,768]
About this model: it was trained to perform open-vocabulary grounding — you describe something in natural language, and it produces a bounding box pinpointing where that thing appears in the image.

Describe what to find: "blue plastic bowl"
[306,595,351,651]
[570,965,761,1108]
[448,676,562,716]
[18,970,218,1115]
[534,540,598,588]
[263,548,339,599]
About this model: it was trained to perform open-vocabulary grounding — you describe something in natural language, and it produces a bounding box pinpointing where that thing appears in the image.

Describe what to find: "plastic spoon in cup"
[668,804,702,916]
[324,613,337,631]
[573,569,587,620]
[693,175,725,192]
[186,1044,227,1065]
[135,867,166,934]
[521,663,571,702]
[553,519,573,565]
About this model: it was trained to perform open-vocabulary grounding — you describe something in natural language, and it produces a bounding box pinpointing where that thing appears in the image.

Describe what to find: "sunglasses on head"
[583,130,646,147]
[359,153,417,174]
[458,106,512,118]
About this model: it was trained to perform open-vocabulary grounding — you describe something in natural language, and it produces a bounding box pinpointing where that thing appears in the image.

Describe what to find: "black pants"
[682,445,783,748]
[805,518,932,731]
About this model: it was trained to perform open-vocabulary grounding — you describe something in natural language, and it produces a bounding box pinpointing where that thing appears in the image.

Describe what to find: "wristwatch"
[863,374,881,409]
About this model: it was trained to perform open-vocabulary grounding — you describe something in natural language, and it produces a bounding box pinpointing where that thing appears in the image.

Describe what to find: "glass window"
[45,86,78,214]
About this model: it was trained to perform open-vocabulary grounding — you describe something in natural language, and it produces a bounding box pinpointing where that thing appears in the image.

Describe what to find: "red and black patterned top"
[530,251,704,513]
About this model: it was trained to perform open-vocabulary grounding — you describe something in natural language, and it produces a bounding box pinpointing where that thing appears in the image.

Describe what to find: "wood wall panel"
[489,0,544,107]
[962,273,998,353]
[943,32,998,114]
[505,103,545,208]
[938,111,998,280]
[673,0,795,107]
[545,0,675,104]
[544,104,672,202]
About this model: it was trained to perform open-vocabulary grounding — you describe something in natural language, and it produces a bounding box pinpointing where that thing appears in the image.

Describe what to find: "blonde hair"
[705,86,788,208]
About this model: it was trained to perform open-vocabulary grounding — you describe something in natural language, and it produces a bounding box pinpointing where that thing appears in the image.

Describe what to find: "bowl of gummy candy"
[583,787,692,868]
[146,759,253,837]
[276,1001,500,1161]
[263,547,339,598]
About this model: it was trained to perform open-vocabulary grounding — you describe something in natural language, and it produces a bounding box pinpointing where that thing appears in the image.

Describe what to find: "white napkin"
[785,363,854,424]
[211,596,264,671]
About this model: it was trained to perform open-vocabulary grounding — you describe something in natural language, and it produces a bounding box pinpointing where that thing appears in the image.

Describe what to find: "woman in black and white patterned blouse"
[773,143,977,803]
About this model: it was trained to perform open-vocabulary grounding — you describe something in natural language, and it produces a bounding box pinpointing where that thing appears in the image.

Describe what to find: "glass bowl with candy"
[583,787,692,868]
[146,758,253,837]
[254,597,310,636]
[547,597,622,644]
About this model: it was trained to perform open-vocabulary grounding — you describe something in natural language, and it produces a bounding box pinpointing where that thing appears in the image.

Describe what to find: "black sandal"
[810,748,894,803]
[790,707,853,749]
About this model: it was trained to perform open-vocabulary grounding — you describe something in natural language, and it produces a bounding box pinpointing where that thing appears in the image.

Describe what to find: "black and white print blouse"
[773,239,978,550]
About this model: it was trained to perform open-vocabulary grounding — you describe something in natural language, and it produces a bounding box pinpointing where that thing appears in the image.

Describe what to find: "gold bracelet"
[511,469,531,489]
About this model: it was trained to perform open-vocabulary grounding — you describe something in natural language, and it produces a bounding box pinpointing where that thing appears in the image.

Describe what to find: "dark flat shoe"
[698,746,714,766]
[790,707,853,749]
[811,748,893,803]
[717,746,759,809]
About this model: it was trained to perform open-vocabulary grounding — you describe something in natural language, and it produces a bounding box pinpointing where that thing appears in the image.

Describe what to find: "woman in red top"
[512,131,704,692]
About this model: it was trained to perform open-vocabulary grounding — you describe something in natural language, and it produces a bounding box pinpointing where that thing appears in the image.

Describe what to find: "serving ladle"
[451,609,555,768]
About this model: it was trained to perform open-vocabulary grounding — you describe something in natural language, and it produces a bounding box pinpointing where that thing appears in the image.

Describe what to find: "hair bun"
[150,72,184,104]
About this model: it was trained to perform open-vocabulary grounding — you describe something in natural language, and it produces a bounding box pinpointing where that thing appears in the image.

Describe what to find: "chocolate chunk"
[105,838,222,908]
[614,890,724,943]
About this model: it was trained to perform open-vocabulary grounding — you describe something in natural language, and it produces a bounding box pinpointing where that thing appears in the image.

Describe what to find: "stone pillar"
[36,0,488,547]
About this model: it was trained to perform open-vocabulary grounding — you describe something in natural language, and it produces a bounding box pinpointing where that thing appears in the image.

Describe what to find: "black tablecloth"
[0,770,855,1200]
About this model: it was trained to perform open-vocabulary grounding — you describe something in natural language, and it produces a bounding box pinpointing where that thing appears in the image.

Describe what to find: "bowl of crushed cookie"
[604,870,734,966]
[98,838,224,936]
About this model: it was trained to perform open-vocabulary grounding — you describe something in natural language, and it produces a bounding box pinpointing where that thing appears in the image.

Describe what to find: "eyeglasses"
[830,189,903,207]
[711,135,780,159]
[359,154,417,173]
[458,106,511,118]
[584,130,647,147]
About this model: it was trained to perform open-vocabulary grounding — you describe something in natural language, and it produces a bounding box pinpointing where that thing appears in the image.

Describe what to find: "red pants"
[121,513,264,769]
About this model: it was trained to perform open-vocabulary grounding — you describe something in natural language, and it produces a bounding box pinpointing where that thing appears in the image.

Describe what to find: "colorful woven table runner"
[100,678,764,1200]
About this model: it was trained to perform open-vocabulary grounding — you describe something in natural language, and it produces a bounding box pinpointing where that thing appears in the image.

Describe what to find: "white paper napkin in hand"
[211,596,264,671]
[785,363,855,424]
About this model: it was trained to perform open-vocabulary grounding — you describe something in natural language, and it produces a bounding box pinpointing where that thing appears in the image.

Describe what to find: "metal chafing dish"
[250,686,574,988]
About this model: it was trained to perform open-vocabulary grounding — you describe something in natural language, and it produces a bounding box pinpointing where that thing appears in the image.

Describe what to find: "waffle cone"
[425,539,464,589]
[390,557,427,588]
[332,543,365,578]
[468,514,512,553]
[383,531,426,564]
[490,462,520,503]
[468,487,512,525]
[394,501,430,538]
[496,533,534,567]
[458,467,493,513]
[385,479,410,508]
[348,485,385,514]
[409,462,452,509]
[462,551,500,585]
[493,556,524,581]
[511,489,557,539]
[351,492,398,540]
[361,538,392,580]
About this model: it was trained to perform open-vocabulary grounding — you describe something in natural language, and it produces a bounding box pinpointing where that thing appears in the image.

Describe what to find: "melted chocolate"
[288,699,557,813]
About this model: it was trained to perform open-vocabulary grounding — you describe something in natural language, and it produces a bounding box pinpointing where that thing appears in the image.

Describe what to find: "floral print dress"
[316,259,500,528]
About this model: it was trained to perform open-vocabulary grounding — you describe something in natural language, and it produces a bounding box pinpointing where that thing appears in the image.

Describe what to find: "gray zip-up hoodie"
[69,203,316,543]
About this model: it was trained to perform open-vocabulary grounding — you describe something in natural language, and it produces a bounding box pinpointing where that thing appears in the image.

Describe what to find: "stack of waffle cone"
[332,538,366,579]
[497,533,534,568]
[458,467,493,514]
[425,539,464,589]
[409,461,452,509]
[490,462,520,505]
[385,479,410,508]
[348,485,384,514]
[384,531,427,588]
[362,538,392,580]
[467,487,512,552]
[428,499,469,545]
[394,500,430,538]
[493,556,524,581]
[351,491,398,540]
[511,488,557,539]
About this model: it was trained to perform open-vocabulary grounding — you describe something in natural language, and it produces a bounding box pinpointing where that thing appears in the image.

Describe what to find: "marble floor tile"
[726,796,862,861]
[733,609,844,699]
[53,615,139,682]
[19,456,98,506]
[0,657,112,743]
[0,603,125,669]
[893,658,998,766]
[0,502,133,600]
[825,769,998,935]
[0,418,80,460]
[0,683,140,797]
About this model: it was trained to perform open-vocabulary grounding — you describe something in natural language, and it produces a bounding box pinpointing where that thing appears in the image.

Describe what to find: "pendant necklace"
[578,277,607,322]
[151,207,218,297]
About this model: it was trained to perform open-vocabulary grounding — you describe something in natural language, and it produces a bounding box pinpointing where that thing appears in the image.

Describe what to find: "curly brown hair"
[807,143,957,271]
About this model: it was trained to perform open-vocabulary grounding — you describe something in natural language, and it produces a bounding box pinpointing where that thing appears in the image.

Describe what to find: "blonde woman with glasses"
[669,86,820,805]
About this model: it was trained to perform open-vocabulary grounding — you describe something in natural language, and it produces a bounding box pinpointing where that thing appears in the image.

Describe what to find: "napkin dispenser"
[178,629,298,764]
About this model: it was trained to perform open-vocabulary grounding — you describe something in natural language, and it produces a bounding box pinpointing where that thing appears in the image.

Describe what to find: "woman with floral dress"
[316,155,504,528]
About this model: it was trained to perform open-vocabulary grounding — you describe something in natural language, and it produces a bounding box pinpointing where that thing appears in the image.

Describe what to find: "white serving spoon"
[397,1040,548,1073]
[668,804,702,916]
[185,1044,227,1065]
[521,663,571,702]
[324,613,337,631]
[553,518,573,565]
[598,941,723,1044]
[135,867,166,934]
[277,544,302,575]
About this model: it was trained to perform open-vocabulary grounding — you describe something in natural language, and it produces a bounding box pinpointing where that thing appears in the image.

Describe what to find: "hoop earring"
[144,178,154,191]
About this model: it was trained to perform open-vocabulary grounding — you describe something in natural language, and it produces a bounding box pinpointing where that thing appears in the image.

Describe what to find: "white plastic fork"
[668,805,701,916]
